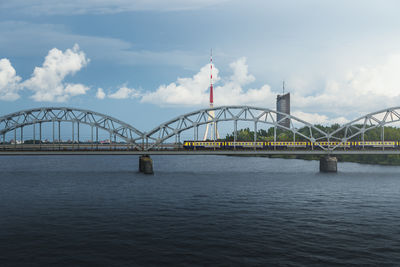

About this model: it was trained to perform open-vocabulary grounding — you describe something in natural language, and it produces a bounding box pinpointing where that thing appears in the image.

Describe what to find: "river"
[1,155,399,266]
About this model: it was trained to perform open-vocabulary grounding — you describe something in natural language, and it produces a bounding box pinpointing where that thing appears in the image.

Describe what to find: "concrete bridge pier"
[320,155,337,173]
[139,155,154,174]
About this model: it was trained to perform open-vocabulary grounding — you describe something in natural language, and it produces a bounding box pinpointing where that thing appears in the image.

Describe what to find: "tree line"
[224,124,400,142]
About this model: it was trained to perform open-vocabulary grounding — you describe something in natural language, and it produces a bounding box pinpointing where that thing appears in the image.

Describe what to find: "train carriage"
[225,141,264,149]
[183,141,223,149]
[356,141,397,149]
[183,140,400,150]
[268,141,308,149]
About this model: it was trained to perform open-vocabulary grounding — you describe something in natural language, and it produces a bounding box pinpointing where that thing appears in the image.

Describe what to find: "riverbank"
[267,154,400,166]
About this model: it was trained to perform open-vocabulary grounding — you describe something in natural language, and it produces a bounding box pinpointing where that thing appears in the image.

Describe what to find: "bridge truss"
[144,106,329,150]
[0,107,144,150]
[329,107,400,150]
[3,106,400,152]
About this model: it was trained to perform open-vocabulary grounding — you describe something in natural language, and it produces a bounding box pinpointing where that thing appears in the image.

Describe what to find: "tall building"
[276,92,290,128]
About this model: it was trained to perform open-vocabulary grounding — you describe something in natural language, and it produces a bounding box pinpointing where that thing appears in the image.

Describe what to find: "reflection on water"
[0,155,399,266]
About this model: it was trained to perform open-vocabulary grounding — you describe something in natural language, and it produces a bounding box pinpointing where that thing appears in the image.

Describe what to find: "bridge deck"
[1,150,400,155]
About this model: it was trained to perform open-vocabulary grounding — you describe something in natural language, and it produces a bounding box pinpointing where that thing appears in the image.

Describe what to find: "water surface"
[1,155,399,266]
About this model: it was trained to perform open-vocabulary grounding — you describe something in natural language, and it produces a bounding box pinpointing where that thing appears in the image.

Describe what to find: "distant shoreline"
[229,154,400,166]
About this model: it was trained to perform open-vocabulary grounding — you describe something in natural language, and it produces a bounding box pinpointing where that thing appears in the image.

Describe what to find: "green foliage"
[225,125,400,142]
[223,124,400,165]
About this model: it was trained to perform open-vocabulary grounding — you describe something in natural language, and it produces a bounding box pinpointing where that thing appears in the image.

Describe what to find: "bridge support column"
[139,155,154,174]
[320,155,337,173]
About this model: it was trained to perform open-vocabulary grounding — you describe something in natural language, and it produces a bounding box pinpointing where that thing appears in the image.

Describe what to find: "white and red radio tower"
[203,49,219,141]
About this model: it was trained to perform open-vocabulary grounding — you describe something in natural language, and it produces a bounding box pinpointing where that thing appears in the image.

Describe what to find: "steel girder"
[0,107,144,149]
[144,105,329,150]
[7,106,400,152]
[329,107,400,149]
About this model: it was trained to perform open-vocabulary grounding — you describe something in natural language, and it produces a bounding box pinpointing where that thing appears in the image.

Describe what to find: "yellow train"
[183,141,398,149]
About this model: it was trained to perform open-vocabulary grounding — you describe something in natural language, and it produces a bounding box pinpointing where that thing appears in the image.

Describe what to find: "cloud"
[1,0,230,15]
[96,88,105,99]
[108,86,141,99]
[0,59,21,101]
[0,21,204,71]
[290,53,400,119]
[348,54,400,97]
[22,44,90,102]
[141,57,276,107]
[141,63,216,106]
[292,111,349,126]
[138,53,400,125]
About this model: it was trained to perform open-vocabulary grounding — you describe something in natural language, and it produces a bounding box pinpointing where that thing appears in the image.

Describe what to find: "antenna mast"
[283,81,285,95]
[203,49,219,141]
[210,49,213,105]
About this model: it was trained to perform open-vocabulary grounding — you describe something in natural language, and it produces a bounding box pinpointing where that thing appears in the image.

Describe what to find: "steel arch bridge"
[328,107,400,150]
[0,107,144,150]
[2,106,400,152]
[143,105,330,150]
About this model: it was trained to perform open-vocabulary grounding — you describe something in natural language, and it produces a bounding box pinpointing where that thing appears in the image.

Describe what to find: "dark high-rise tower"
[276,82,290,128]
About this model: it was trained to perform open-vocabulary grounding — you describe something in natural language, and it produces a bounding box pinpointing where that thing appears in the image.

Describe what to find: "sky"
[1,0,400,131]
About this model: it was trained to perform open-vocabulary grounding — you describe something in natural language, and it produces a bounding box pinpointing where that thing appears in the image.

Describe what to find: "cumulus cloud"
[0,59,21,101]
[141,57,276,107]
[292,111,349,126]
[348,54,400,97]
[108,86,140,99]
[141,63,216,105]
[291,53,400,119]
[137,53,400,124]
[96,88,106,99]
[22,44,90,102]
[3,40,400,126]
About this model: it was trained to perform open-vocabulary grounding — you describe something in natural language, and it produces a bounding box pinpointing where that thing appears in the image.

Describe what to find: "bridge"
[1,106,400,173]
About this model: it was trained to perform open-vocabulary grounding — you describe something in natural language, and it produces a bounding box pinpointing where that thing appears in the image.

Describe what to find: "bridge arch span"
[329,107,400,147]
[144,105,329,150]
[0,107,144,149]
